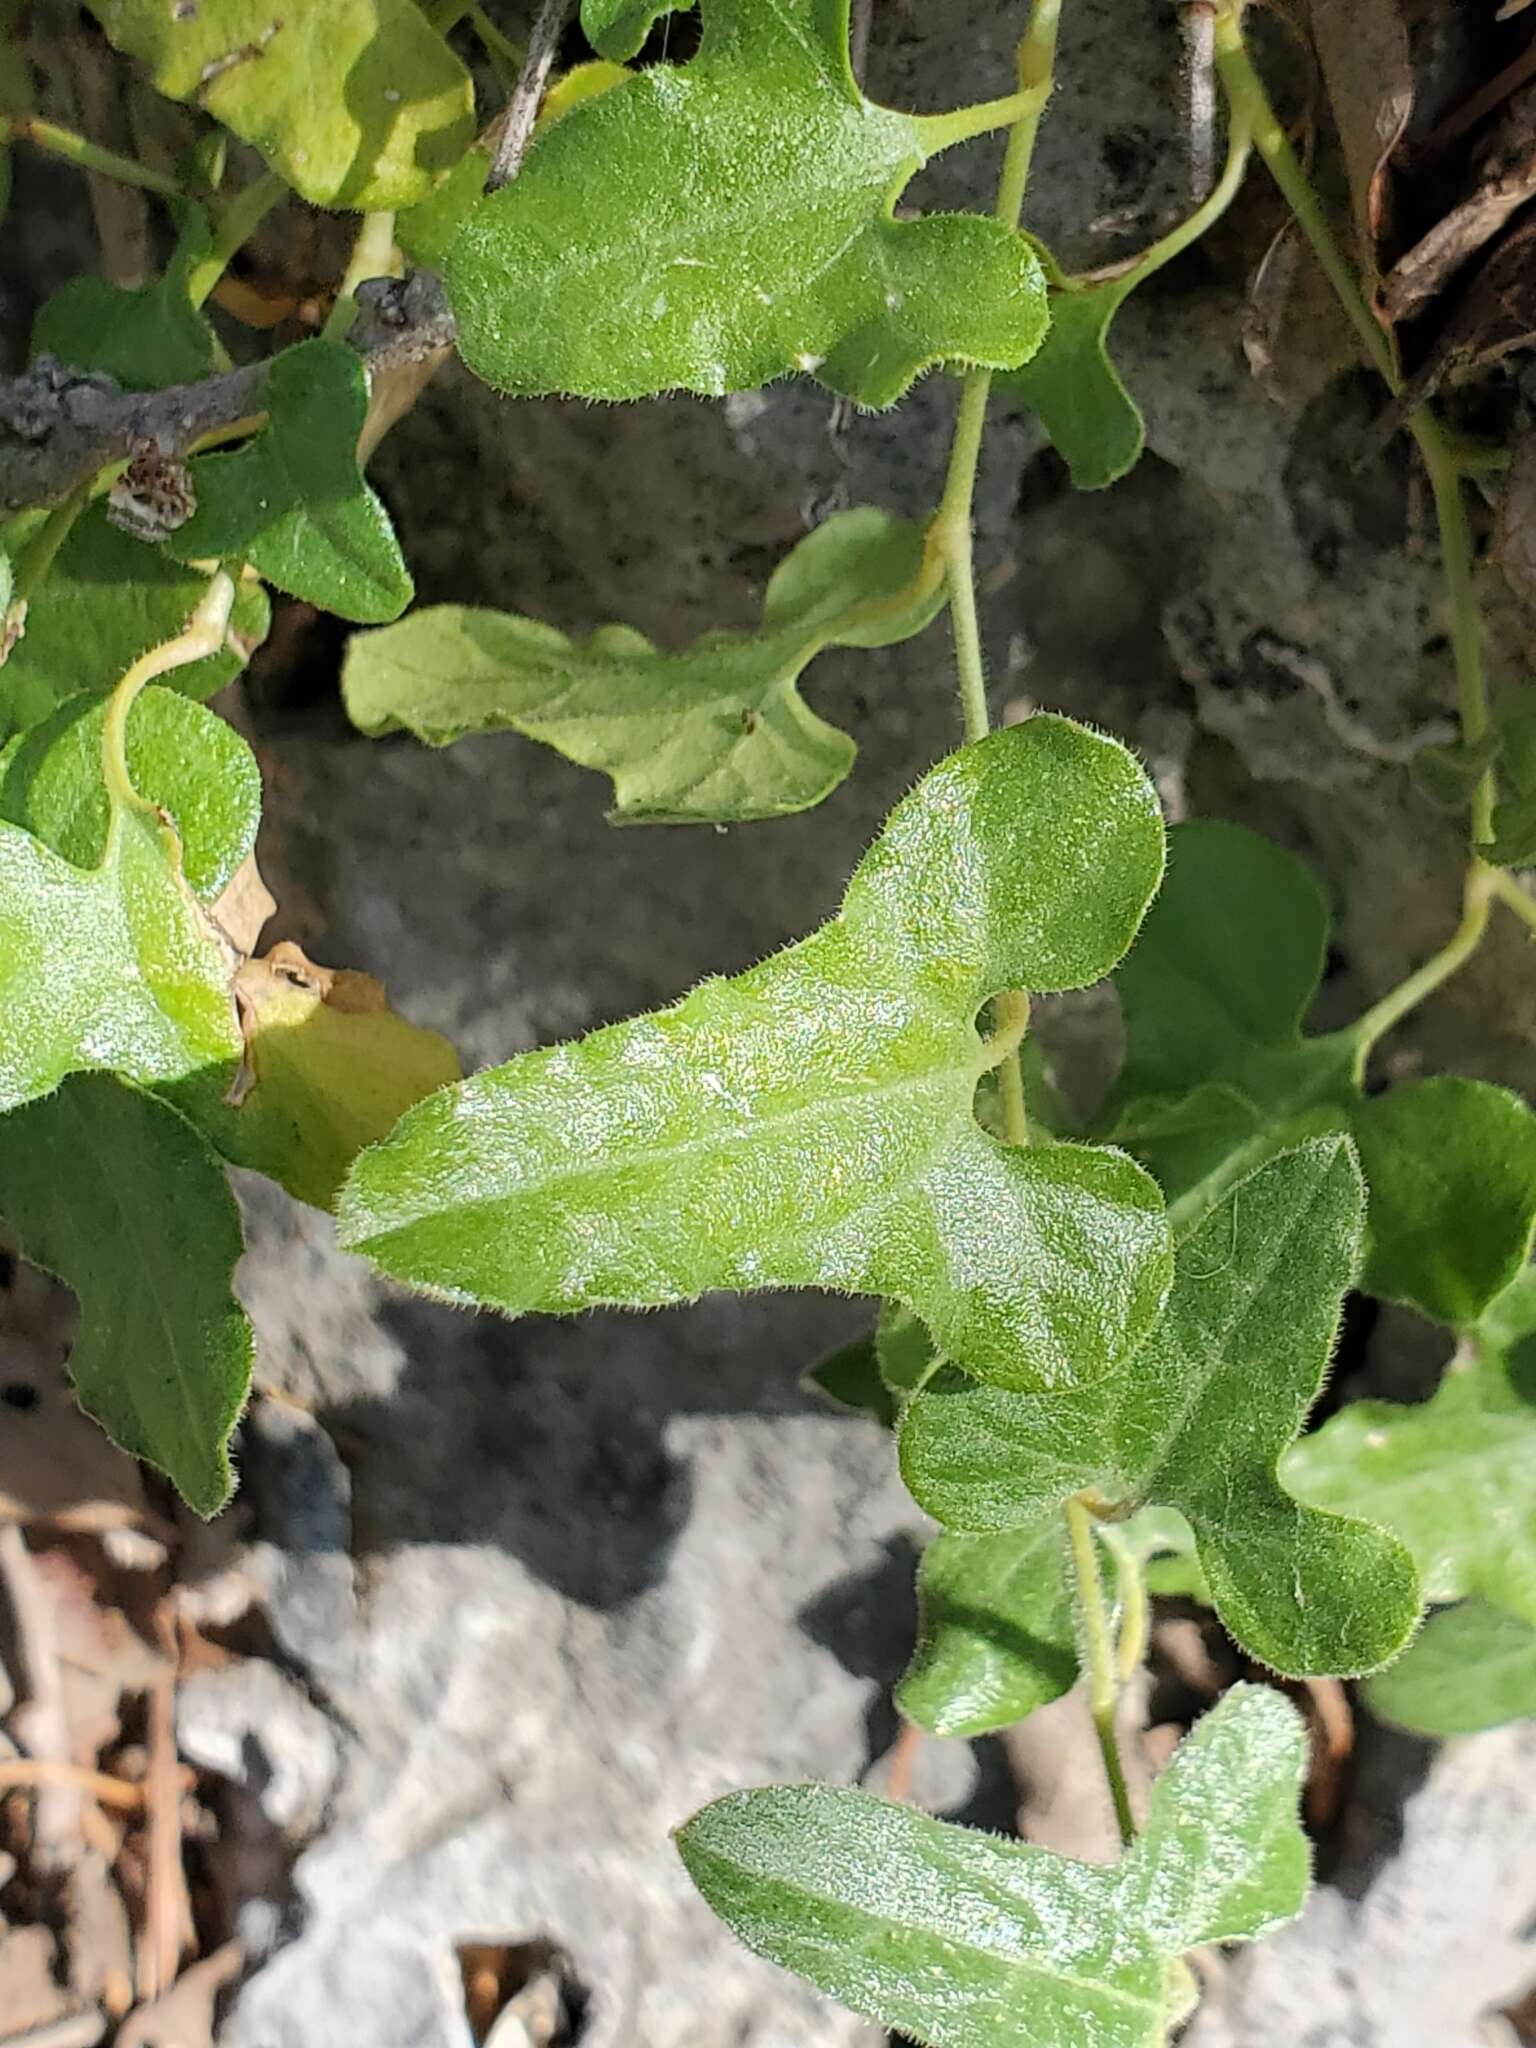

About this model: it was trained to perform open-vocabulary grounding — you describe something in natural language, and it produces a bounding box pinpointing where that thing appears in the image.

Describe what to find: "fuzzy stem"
[2,115,181,198]
[1066,1498,1136,1845]
[1350,861,1494,1069]
[101,573,235,826]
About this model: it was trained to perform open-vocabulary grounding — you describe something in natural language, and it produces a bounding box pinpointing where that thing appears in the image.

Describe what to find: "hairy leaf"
[85,0,474,210]
[31,205,224,390]
[0,714,241,1114]
[0,684,259,903]
[581,0,679,60]
[1366,1601,1536,1735]
[677,1684,1309,2048]
[1353,1079,1536,1326]
[1284,1270,1536,1622]
[169,343,412,624]
[898,1519,1074,1738]
[1004,280,1144,490]
[340,718,1170,1392]
[1105,821,1536,1325]
[396,146,489,269]
[343,507,942,822]
[0,1073,251,1513]
[901,1141,1420,1676]
[197,942,461,1212]
[446,0,1048,404]
[0,505,270,742]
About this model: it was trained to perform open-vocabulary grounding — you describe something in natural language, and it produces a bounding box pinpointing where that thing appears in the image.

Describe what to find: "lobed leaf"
[1365,1601,1536,1735]
[1104,820,1536,1326]
[900,1141,1421,1676]
[168,342,412,623]
[1003,279,1145,491]
[0,1073,252,1513]
[343,506,942,823]
[0,505,270,743]
[677,1684,1310,2048]
[1284,1268,1536,1622]
[85,0,475,210]
[0,684,259,903]
[445,0,1048,405]
[340,718,1171,1392]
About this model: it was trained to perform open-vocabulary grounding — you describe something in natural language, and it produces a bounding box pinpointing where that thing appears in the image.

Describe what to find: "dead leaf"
[208,852,276,959]
[1383,82,1536,320]
[224,941,460,1211]
[1308,0,1414,282]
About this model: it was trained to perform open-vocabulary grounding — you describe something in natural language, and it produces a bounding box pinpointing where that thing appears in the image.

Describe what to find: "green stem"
[5,480,91,615]
[1350,861,1494,1071]
[931,0,1062,743]
[101,572,235,822]
[1065,1497,1136,1845]
[2,115,181,198]
[1097,1524,1151,1686]
[185,170,287,310]
[1488,865,1536,937]
[322,210,400,345]
[929,0,1061,1146]
[1212,4,1493,835]
[1099,90,1253,292]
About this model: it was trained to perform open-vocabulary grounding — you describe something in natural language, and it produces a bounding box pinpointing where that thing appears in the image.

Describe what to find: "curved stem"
[2,114,181,198]
[1350,860,1494,1071]
[1065,1497,1136,1845]
[1097,1523,1152,1686]
[185,170,287,311]
[101,571,236,825]
[1212,5,1493,839]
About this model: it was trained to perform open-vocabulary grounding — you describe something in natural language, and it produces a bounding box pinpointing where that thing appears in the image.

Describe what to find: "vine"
[1,0,1535,2037]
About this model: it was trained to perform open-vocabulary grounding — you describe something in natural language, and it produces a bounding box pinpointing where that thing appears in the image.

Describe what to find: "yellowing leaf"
[201,941,460,1212]
[86,0,475,210]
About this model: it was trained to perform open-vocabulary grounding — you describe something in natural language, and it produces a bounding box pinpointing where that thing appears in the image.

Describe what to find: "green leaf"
[195,943,462,1212]
[31,206,225,390]
[169,342,412,624]
[445,0,1048,405]
[900,1141,1421,1676]
[1411,732,1499,816]
[0,731,241,1117]
[343,507,941,823]
[1104,821,1536,1326]
[677,1683,1310,2048]
[0,504,270,743]
[340,717,1171,1392]
[581,0,680,60]
[1284,1271,1536,1622]
[1487,689,1536,864]
[1353,1078,1536,1326]
[803,1328,890,1424]
[85,0,475,210]
[0,1073,251,1514]
[1003,280,1144,491]
[898,1518,1075,1738]
[1365,1601,1536,1735]
[0,684,259,903]
[396,145,489,270]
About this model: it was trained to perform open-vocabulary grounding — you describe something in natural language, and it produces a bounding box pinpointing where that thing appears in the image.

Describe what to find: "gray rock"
[1184,1722,1536,2048]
